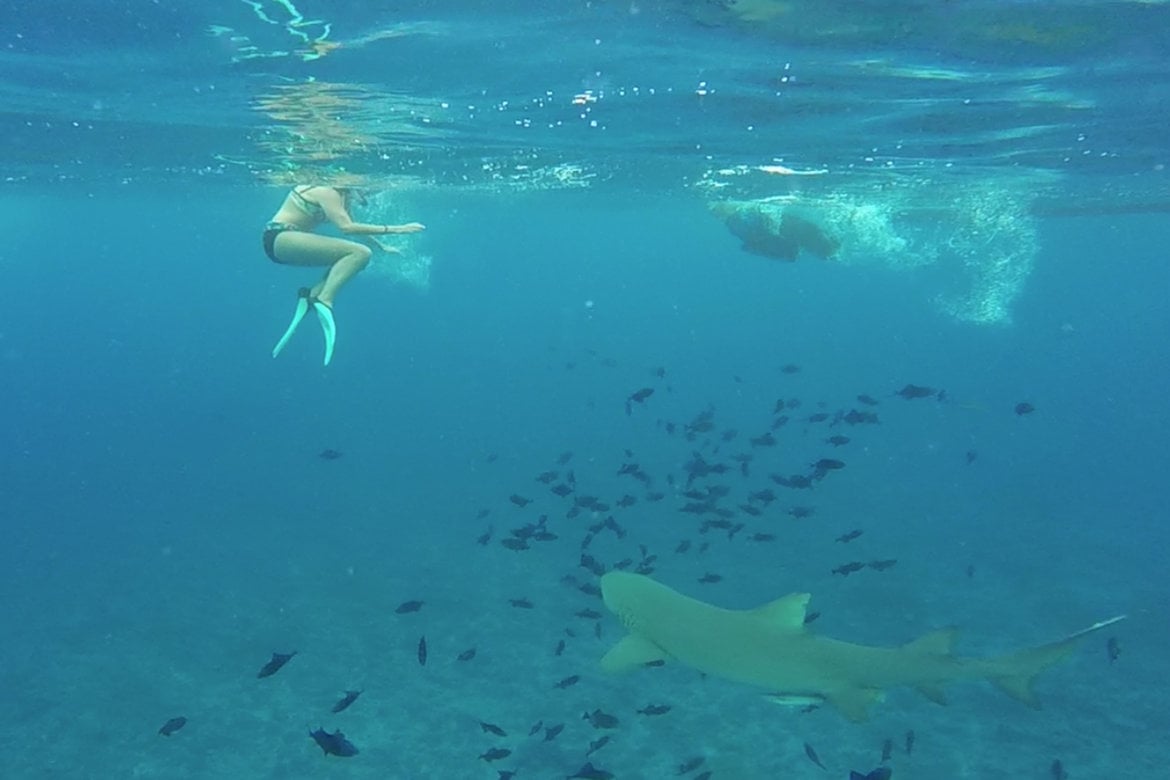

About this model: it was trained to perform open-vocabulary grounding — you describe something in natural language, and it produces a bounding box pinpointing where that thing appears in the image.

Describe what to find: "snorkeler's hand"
[371,239,402,254]
[393,222,426,234]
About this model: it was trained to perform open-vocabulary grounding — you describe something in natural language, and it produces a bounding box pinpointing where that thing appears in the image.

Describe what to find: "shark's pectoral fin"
[750,592,811,630]
[600,634,667,673]
[914,683,949,705]
[825,688,884,723]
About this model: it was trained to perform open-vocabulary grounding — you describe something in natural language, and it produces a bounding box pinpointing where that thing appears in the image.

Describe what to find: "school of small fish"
[154,362,1096,777]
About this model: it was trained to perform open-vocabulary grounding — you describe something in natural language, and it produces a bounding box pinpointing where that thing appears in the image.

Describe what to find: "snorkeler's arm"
[316,189,402,235]
[384,222,426,234]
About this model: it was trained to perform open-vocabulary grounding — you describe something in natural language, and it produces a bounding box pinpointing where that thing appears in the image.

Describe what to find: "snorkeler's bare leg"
[272,232,372,306]
[313,251,371,307]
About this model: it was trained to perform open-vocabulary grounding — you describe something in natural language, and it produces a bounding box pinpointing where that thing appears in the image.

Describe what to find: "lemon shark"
[600,572,1125,722]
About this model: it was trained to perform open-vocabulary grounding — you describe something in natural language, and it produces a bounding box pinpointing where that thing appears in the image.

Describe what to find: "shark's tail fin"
[989,615,1126,707]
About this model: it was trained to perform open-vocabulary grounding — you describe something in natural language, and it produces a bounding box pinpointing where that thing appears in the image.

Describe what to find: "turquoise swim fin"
[272,288,312,358]
[313,300,336,366]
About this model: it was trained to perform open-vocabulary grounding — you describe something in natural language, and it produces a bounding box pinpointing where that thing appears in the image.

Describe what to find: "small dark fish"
[832,561,865,576]
[309,728,359,757]
[1050,759,1068,780]
[780,363,801,374]
[788,505,815,519]
[554,674,580,689]
[629,387,655,403]
[554,639,566,656]
[509,494,532,507]
[826,435,851,446]
[868,559,898,572]
[803,610,821,625]
[803,741,826,770]
[583,709,620,729]
[536,470,559,483]
[395,600,424,614]
[257,651,296,678]
[1107,636,1121,663]
[587,735,612,755]
[580,553,606,576]
[1015,401,1035,415]
[331,690,362,713]
[498,772,517,780]
[856,394,880,406]
[318,449,343,460]
[836,529,864,543]
[748,488,776,504]
[905,729,916,755]
[552,483,574,497]
[750,532,776,542]
[417,635,428,666]
[544,722,565,741]
[557,451,574,465]
[880,738,894,762]
[569,762,613,780]
[577,608,603,620]
[637,703,672,716]
[966,564,976,578]
[509,597,534,609]
[480,721,507,737]
[677,756,706,774]
[477,527,494,545]
[806,412,830,423]
[750,432,777,447]
[965,449,978,465]
[843,409,880,425]
[500,538,529,551]
[896,383,937,400]
[675,540,692,554]
[698,572,722,584]
[812,458,845,472]
[476,508,491,519]
[479,747,512,762]
[158,716,186,736]
[850,770,892,780]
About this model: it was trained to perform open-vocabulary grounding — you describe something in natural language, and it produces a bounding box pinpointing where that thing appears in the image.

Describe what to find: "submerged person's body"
[264,185,425,364]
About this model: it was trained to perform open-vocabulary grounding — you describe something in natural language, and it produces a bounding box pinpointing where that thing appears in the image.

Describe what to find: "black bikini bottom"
[263,222,300,263]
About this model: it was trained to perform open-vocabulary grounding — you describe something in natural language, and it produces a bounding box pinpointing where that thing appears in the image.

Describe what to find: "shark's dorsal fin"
[750,592,811,630]
[600,634,667,672]
[903,627,959,656]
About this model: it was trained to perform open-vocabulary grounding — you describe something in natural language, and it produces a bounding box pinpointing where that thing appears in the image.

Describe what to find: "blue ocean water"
[2,1,1169,778]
